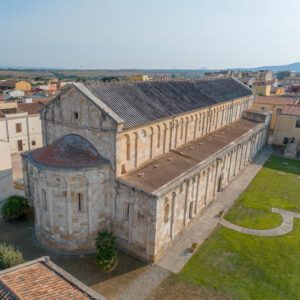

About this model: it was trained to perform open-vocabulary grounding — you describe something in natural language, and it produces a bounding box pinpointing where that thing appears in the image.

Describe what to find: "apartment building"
[0,102,44,153]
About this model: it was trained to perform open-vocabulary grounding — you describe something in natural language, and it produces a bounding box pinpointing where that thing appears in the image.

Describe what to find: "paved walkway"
[117,265,170,300]
[221,208,300,236]
[157,146,274,273]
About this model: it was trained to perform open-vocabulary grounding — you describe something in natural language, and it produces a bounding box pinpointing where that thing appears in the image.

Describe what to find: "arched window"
[74,112,79,119]
[77,193,83,212]
[126,143,130,161]
[41,189,47,211]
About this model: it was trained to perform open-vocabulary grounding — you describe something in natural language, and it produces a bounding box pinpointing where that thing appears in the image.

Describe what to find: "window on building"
[283,137,289,145]
[41,189,47,211]
[123,203,129,221]
[296,119,300,128]
[17,140,23,152]
[74,112,79,119]
[15,123,22,133]
[164,202,170,224]
[31,140,36,146]
[77,193,83,212]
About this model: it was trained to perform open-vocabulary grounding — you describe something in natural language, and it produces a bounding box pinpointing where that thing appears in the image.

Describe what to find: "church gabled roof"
[74,78,252,129]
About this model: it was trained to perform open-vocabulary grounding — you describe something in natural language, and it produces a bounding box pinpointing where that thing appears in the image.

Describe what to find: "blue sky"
[1,0,300,69]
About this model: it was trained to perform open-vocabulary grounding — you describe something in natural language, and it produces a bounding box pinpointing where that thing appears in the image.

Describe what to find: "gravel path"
[221,208,300,236]
[117,265,170,300]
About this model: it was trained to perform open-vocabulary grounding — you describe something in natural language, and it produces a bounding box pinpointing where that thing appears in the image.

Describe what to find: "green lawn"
[149,156,300,300]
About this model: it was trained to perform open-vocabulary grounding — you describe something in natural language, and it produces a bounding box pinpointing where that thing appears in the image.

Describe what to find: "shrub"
[95,231,118,273]
[1,195,29,221]
[191,242,198,251]
[0,243,24,270]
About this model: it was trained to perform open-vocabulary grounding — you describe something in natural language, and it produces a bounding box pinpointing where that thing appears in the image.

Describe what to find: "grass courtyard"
[149,156,300,300]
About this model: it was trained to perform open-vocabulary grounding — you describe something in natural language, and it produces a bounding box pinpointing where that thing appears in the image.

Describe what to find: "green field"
[150,156,300,300]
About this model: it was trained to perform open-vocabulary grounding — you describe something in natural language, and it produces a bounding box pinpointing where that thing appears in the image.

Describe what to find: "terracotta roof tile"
[0,257,104,300]
[254,96,298,105]
[281,105,300,116]
[17,103,44,115]
[31,134,109,168]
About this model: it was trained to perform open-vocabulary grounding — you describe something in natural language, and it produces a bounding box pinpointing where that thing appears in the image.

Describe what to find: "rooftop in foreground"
[120,119,261,194]
[0,257,104,300]
[281,105,300,116]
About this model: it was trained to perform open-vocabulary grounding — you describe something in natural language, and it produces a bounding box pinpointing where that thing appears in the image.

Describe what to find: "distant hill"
[226,62,300,73]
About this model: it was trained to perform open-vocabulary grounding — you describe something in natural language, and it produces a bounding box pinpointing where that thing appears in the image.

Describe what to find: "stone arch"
[141,128,147,139]
[49,174,67,188]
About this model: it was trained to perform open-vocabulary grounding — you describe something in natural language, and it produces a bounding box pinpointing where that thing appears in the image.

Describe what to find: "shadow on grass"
[263,155,300,175]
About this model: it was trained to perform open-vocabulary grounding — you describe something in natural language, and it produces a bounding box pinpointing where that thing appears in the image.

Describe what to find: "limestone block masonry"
[22,79,271,261]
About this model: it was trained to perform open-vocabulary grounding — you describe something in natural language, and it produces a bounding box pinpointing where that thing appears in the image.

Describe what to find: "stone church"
[22,78,270,262]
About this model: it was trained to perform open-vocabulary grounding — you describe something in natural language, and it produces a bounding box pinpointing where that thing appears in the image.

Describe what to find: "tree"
[1,195,29,221]
[0,243,24,270]
[95,231,118,273]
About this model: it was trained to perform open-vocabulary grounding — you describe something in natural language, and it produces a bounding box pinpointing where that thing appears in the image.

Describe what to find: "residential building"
[15,80,32,92]
[256,70,273,81]
[252,81,272,96]
[125,75,150,82]
[22,78,270,262]
[0,140,13,201]
[3,89,25,100]
[0,102,44,153]
[252,96,299,130]
[273,105,300,155]
[0,256,104,299]
[282,76,300,91]
[272,86,285,95]
[0,80,16,92]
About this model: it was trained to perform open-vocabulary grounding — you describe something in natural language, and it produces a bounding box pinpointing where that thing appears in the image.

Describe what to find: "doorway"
[17,140,23,152]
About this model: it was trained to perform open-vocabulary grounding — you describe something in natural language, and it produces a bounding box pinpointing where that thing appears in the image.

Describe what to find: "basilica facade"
[22,78,270,262]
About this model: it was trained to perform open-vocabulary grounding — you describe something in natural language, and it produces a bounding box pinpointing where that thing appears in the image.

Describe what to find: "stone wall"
[26,161,113,252]
[42,85,117,167]
[151,122,267,261]
[113,182,157,261]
